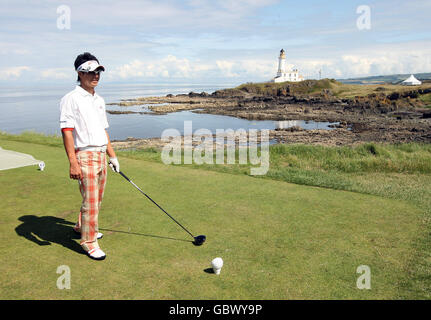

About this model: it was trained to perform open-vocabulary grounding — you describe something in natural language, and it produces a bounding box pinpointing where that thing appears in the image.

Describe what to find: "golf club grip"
[118,171,195,239]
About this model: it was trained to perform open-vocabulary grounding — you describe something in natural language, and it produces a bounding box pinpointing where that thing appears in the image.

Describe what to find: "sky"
[0,0,430,85]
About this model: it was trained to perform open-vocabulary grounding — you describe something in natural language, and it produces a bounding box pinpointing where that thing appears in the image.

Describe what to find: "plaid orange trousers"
[74,151,107,252]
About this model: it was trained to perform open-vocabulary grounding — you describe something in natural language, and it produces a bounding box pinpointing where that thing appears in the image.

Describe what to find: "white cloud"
[40,68,72,80]
[292,43,431,79]
[110,55,276,81]
[0,66,30,80]
[105,53,278,82]
[110,55,214,80]
[11,44,429,84]
[216,60,238,77]
[238,59,275,78]
[88,46,431,83]
[337,47,431,78]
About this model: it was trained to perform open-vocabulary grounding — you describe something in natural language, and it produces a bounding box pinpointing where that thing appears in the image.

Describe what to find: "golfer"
[59,52,119,260]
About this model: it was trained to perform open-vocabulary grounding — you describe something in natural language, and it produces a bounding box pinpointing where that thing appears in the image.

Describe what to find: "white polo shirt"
[59,86,109,148]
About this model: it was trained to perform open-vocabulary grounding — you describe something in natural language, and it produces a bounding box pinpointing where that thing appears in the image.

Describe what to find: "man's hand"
[70,161,83,180]
[109,157,120,173]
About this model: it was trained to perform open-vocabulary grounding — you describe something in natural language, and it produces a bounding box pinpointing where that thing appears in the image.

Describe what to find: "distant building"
[401,74,422,86]
[272,49,304,83]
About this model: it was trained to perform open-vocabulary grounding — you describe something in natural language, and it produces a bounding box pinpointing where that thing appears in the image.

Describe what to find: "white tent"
[402,74,422,86]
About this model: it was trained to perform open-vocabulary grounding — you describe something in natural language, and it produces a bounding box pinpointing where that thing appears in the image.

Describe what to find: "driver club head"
[193,235,206,246]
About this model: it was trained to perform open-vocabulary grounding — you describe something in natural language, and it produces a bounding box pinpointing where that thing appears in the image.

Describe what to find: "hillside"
[211,78,431,102]
[338,73,431,85]
[211,79,339,98]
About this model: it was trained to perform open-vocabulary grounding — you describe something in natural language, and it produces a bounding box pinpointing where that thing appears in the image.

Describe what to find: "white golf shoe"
[87,248,106,260]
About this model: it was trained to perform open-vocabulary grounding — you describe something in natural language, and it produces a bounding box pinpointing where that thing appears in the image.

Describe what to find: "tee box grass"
[0,135,428,299]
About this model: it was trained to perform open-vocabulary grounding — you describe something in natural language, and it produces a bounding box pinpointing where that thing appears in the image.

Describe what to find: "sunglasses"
[80,70,102,76]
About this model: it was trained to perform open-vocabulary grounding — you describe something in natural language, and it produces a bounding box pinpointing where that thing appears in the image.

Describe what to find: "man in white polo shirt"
[60,52,119,260]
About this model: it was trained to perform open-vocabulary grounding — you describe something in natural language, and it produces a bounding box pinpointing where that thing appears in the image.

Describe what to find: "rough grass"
[269,143,431,174]
[419,93,431,108]
[0,130,63,148]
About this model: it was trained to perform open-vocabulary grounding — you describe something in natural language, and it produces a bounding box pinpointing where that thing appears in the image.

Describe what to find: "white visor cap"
[76,60,105,73]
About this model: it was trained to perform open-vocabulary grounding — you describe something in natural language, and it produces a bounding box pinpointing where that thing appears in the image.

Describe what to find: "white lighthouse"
[277,49,286,76]
[272,49,303,83]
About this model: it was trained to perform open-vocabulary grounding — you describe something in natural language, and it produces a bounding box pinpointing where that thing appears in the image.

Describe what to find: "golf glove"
[109,157,120,173]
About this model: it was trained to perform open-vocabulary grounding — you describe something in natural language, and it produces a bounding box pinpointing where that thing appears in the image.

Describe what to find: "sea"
[0,83,338,141]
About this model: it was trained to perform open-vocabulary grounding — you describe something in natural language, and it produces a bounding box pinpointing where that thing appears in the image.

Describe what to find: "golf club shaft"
[118,171,195,239]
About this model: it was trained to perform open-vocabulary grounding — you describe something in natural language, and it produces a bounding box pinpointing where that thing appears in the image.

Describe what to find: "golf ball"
[211,257,223,269]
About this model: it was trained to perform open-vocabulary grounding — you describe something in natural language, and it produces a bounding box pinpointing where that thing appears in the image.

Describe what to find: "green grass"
[418,93,431,108]
[0,132,430,299]
[0,130,63,148]
[114,141,431,299]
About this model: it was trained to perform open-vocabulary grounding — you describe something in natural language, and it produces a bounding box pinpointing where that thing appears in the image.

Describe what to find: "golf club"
[117,170,206,246]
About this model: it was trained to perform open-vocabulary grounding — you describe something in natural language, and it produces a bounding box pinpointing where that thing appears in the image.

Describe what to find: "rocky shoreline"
[110,80,431,150]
